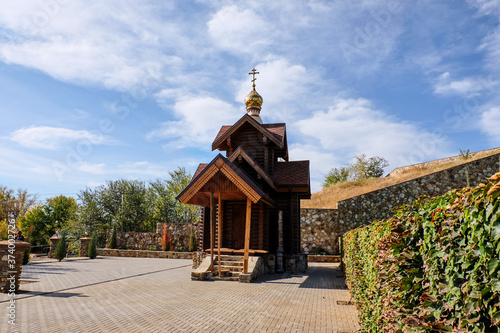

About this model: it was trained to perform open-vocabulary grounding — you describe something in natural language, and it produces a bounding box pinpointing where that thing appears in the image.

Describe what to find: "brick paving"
[0,257,360,332]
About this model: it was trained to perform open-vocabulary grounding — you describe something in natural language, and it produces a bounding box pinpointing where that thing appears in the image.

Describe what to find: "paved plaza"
[1,257,360,333]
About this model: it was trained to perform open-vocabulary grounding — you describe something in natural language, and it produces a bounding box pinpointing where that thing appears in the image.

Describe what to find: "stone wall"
[300,209,340,254]
[299,153,500,255]
[97,248,194,259]
[337,153,500,230]
[106,223,201,251]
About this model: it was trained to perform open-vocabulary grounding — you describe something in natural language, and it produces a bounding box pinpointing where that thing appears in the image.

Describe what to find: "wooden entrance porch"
[176,154,275,276]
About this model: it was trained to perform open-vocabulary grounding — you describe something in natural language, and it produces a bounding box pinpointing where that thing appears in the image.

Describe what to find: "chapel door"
[231,204,246,249]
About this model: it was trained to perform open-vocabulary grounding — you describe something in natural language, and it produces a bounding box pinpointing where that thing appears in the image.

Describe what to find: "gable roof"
[212,114,285,151]
[228,147,276,190]
[176,154,275,207]
[272,160,310,191]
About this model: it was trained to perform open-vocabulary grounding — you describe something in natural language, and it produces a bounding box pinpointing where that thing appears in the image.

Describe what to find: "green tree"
[323,154,389,187]
[88,232,97,259]
[19,196,78,245]
[0,186,38,239]
[324,166,350,187]
[189,228,197,252]
[109,226,117,249]
[165,167,200,224]
[54,232,67,262]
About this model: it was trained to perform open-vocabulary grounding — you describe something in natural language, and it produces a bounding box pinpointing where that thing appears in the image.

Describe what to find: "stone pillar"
[0,240,31,293]
[79,238,91,257]
[48,237,60,259]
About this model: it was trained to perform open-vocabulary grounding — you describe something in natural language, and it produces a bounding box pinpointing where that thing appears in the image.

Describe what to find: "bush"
[54,232,67,262]
[189,229,197,252]
[343,172,500,332]
[109,227,117,249]
[88,232,97,259]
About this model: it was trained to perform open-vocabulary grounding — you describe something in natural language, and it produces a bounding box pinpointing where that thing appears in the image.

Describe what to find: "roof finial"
[249,68,260,90]
[245,68,263,124]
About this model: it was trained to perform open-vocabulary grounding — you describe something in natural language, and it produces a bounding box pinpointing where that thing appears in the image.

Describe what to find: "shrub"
[343,172,500,332]
[88,232,97,259]
[54,232,67,262]
[109,227,117,249]
[189,228,197,252]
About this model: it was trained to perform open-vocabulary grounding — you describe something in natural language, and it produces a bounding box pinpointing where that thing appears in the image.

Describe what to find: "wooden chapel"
[177,69,310,281]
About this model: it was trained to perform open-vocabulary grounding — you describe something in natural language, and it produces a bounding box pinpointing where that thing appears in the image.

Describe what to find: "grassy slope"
[302,149,500,209]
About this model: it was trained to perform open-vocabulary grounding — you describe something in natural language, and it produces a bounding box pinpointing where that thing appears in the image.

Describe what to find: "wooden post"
[258,202,264,250]
[217,193,223,278]
[243,197,252,274]
[210,192,215,272]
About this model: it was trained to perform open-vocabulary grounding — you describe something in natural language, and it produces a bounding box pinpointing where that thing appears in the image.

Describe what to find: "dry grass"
[302,149,500,209]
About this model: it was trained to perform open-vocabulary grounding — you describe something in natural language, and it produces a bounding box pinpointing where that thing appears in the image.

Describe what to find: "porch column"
[210,192,215,271]
[243,197,252,274]
[217,193,223,278]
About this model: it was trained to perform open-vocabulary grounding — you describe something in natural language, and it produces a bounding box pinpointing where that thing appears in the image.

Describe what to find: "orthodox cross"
[249,68,259,88]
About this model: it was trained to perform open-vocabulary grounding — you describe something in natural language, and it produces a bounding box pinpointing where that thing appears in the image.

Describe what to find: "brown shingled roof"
[263,123,285,141]
[272,161,310,187]
[212,115,285,151]
[193,163,208,179]
[215,123,285,142]
[214,126,231,142]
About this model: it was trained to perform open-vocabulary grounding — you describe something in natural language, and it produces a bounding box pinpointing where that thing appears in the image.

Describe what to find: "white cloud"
[480,107,500,141]
[0,1,185,92]
[207,5,273,53]
[433,72,498,97]
[147,96,240,148]
[11,126,115,150]
[296,98,451,171]
[467,0,500,16]
[235,58,326,122]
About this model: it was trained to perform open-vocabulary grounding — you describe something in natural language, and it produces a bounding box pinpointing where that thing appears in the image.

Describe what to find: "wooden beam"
[243,197,252,274]
[210,192,215,272]
[258,202,264,250]
[217,193,223,278]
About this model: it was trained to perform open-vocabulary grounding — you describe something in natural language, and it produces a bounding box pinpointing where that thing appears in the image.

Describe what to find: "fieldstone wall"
[97,248,194,259]
[337,153,500,230]
[106,223,201,251]
[299,153,500,255]
[300,209,340,254]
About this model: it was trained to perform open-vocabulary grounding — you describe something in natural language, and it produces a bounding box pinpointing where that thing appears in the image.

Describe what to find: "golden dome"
[245,87,263,109]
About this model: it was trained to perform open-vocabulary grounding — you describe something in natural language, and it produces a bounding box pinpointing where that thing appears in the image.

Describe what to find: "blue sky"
[1,0,499,201]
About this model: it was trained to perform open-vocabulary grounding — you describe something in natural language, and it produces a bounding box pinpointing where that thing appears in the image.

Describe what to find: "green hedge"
[343,173,500,332]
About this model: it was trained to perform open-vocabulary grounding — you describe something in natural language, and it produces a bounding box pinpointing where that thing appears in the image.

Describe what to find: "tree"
[54,232,68,262]
[109,226,117,249]
[165,167,200,224]
[19,195,78,245]
[323,154,389,187]
[189,228,197,252]
[0,187,38,240]
[88,232,97,259]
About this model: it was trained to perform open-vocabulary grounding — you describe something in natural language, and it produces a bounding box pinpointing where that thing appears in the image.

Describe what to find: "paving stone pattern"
[0,257,359,332]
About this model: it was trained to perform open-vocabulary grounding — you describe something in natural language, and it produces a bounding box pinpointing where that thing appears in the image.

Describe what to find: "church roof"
[177,154,275,207]
[212,114,285,151]
[272,160,311,193]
